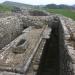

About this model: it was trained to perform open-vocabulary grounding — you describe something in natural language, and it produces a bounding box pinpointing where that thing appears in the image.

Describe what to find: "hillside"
[3,1,34,9]
[0,4,13,12]
[46,9,75,20]
[44,4,75,9]
[1,1,75,20]
[73,5,75,8]
[42,4,75,20]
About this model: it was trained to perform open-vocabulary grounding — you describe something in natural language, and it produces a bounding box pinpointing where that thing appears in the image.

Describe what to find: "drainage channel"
[36,17,60,75]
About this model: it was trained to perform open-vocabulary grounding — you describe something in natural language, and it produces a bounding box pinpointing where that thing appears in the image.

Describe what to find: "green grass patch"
[0,4,13,12]
[46,8,75,20]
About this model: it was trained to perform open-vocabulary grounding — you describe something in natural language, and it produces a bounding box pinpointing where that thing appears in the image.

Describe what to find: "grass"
[46,8,75,20]
[0,4,13,12]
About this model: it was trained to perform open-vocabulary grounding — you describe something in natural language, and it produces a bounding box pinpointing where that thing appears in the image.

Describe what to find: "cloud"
[0,0,75,5]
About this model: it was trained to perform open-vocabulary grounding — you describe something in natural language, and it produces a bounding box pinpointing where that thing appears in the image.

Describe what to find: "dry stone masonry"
[0,10,75,75]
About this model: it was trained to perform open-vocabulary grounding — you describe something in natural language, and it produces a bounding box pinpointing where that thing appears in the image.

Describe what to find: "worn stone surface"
[0,16,23,49]
[0,12,53,50]
[0,10,75,75]
[59,16,75,75]
[0,26,45,75]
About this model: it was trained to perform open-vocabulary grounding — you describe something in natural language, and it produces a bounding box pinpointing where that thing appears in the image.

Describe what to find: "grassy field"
[0,4,13,12]
[46,9,75,20]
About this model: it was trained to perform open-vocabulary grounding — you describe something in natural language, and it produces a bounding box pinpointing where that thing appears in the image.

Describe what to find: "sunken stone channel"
[36,17,73,75]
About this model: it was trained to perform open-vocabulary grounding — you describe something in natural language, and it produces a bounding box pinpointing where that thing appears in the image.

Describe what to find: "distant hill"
[72,5,75,8]
[44,4,75,9]
[3,1,34,9]
[0,4,13,12]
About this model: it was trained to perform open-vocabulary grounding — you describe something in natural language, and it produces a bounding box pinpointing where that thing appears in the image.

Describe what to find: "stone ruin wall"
[0,10,75,75]
[59,16,75,75]
[0,12,53,50]
[0,16,23,49]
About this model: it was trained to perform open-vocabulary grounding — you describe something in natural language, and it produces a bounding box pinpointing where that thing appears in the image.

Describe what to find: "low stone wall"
[0,16,24,49]
[21,16,52,27]
[60,17,74,75]
[0,15,54,49]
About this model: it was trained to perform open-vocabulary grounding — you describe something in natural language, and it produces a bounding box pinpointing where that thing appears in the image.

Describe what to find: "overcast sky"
[0,0,75,5]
